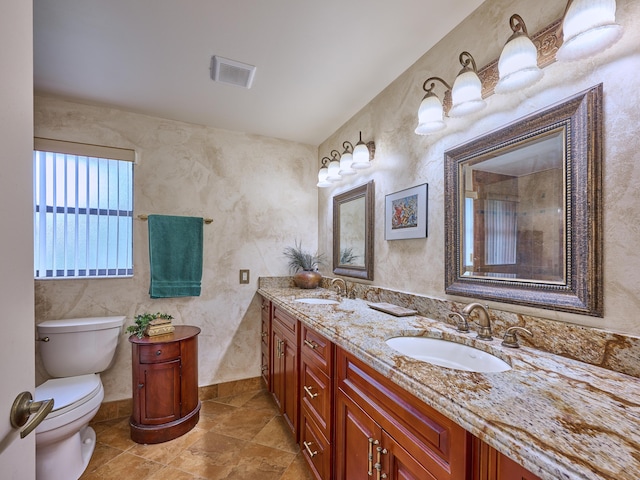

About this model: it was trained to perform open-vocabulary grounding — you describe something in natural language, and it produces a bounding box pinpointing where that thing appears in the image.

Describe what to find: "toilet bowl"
[36,316,125,480]
[35,374,104,480]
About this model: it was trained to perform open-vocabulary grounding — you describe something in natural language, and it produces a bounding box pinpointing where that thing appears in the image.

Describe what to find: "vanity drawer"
[300,357,332,438]
[138,342,180,364]
[300,409,331,480]
[273,305,298,336]
[301,324,333,374]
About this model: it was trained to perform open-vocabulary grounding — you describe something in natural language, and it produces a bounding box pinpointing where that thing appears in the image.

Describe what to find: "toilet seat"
[35,374,103,432]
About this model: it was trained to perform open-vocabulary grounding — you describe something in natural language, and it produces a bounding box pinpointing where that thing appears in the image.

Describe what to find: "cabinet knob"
[138,383,144,389]
[156,350,162,356]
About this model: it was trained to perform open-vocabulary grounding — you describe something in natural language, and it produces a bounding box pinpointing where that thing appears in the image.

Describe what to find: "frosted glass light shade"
[556,0,623,62]
[326,159,342,182]
[449,70,486,117]
[338,152,356,176]
[317,170,331,187]
[495,34,543,93]
[317,167,331,187]
[351,142,371,169]
[415,93,446,135]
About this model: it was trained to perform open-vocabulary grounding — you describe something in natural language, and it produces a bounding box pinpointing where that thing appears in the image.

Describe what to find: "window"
[33,138,135,279]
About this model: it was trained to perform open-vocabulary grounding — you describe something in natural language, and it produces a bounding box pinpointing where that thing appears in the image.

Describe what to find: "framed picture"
[385,183,428,240]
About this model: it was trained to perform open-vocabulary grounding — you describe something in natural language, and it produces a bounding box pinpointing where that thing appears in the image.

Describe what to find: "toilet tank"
[37,316,126,378]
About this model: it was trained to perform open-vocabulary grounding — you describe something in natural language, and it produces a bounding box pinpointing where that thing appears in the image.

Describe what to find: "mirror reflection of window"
[463,197,474,271]
[484,199,517,267]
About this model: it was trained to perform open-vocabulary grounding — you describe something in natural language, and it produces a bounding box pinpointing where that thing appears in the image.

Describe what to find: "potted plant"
[126,312,174,338]
[283,241,326,289]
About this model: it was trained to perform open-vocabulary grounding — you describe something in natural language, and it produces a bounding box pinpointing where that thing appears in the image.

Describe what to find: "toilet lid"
[35,374,102,415]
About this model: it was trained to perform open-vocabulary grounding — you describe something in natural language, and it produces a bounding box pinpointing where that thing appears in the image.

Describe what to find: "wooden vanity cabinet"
[271,304,300,439]
[260,300,546,480]
[261,298,271,389]
[129,325,201,444]
[299,324,334,480]
[335,347,472,480]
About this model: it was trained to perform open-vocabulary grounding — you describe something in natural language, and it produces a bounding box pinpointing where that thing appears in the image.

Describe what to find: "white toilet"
[35,316,125,480]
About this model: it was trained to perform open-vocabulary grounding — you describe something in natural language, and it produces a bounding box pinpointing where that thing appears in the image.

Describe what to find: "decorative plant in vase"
[126,312,174,338]
[283,241,326,289]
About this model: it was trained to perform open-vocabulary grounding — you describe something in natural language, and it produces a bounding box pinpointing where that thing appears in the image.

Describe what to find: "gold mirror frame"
[444,85,603,316]
[333,180,375,280]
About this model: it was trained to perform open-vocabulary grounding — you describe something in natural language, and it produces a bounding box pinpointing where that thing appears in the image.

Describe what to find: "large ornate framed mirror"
[444,85,603,316]
[333,180,374,280]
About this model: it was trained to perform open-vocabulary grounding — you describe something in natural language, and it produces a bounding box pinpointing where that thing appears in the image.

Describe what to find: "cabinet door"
[138,359,181,425]
[335,389,380,480]
[271,322,286,411]
[281,332,299,437]
[381,429,438,480]
[472,436,542,480]
[271,319,298,438]
[261,298,271,389]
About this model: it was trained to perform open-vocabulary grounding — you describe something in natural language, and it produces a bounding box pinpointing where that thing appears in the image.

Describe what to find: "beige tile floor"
[80,389,315,480]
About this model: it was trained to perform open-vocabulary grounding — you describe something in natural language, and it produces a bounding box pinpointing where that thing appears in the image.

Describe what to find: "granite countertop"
[258,286,640,480]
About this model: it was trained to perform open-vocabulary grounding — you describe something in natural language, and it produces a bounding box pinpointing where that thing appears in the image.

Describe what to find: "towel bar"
[138,214,213,224]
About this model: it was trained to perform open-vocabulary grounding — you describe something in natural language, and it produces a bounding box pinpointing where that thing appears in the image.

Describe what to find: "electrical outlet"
[239,269,250,284]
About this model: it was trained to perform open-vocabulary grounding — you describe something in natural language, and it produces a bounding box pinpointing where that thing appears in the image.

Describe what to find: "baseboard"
[92,376,265,423]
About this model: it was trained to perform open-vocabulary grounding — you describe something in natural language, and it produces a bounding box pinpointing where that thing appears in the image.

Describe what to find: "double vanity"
[258,279,640,480]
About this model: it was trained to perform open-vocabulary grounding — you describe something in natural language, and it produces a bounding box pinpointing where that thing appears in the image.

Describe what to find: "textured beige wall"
[319,0,640,335]
[34,96,318,401]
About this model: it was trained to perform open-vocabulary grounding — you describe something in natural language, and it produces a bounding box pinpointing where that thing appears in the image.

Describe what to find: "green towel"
[148,215,203,298]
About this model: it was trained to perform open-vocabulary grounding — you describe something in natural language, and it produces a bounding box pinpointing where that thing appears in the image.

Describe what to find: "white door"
[0,0,36,478]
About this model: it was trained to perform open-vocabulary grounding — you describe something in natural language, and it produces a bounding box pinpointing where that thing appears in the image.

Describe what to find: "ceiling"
[33,0,486,146]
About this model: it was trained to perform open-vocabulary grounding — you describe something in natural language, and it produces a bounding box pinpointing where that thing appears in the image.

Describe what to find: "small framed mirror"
[444,85,603,316]
[333,180,374,280]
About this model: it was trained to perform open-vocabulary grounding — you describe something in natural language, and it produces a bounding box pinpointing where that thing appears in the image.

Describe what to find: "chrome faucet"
[331,277,347,298]
[462,302,492,340]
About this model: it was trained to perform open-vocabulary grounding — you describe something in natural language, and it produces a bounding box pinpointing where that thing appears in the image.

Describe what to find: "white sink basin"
[385,336,511,373]
[295,298,339,305]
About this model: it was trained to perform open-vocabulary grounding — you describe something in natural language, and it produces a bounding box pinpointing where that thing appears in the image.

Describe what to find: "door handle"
[10,391,54,439]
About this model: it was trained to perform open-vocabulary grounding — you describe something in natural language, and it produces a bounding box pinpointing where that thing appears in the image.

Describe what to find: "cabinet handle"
[156,350,162,356]
[367,438,379,476]
[303,339,318,350]
[280,339,286,358]
[303,385,318,399]
[375,446,388,480]
[303,441,318,458]
[261,331,268,338]
[138,383,144,389]
[261,365,268,373]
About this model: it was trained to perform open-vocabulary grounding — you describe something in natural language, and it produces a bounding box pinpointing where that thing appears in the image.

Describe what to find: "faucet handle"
[502,326,533,348]
[448,313,469,333]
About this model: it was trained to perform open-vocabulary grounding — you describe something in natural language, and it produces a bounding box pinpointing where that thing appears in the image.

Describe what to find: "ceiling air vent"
[210,55,256,89]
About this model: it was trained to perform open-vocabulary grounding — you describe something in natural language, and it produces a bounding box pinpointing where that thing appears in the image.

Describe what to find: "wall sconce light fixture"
[317,132,375,188]
[448,52,486,117]
[338,142,357,176]
[556,0,623,62]
[415,77,449,135]
[415,0,622,136]
[351,132,373,169]
[495,14,543,94]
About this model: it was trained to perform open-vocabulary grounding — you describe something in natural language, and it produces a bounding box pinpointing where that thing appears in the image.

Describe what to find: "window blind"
[33,138,135,279]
